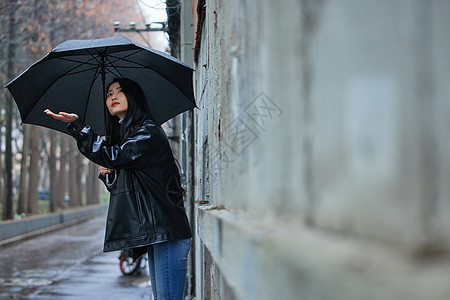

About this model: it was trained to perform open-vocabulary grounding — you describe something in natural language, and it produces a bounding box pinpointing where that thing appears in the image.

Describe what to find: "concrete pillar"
[179,1,196,299]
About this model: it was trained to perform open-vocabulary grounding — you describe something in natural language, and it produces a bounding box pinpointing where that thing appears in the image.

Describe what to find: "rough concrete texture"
[189,0,450,299]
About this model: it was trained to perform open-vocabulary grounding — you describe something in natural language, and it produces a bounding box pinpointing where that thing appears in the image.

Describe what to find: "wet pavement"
[0,213,152,299]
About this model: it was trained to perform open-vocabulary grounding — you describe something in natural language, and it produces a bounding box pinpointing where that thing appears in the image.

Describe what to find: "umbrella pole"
[100,53,107,136]
[100,53,112,183]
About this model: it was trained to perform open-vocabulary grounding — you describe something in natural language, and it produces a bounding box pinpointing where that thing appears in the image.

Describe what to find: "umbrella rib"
[21,59,101,119]
[47,56,103,78]
[86,49,104,69]
[58,48,142,68]
[82,64,102,122]
[104,56,124,78]
[96,51,121,78]
[107,55,149,69]
[105,53,175,84]
[85,48,123,78]
[105,49,144,65]
[61,65,100,76]
[104,66,150,70]
[109,56,150,69]
[56,56,99,67]
[101,48,145,78]
[107,54,195,103]
[105,66,123,78]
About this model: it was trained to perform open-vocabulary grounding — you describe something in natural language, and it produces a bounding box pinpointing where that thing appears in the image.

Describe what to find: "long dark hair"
[105,78,152,145]
[105,78,187,198]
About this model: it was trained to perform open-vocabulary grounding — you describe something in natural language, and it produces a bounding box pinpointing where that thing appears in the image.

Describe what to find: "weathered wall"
[187,0,450,299]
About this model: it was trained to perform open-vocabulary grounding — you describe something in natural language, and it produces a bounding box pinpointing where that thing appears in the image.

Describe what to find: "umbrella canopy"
[5,35,196,135]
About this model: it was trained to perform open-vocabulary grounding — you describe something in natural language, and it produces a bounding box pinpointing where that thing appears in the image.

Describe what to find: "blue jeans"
[147,238,191,300]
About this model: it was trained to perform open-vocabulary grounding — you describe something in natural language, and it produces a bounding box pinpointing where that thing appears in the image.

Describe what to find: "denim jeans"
[147,238,191,300]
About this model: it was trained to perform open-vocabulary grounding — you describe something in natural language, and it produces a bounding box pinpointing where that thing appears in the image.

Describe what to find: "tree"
[2,0,17,220]
[48,130,58,212]
[86,162,100,205]
[17,125,31,214]
[27,126,41,214]
[68,140,82,207]
[57,134,68,209]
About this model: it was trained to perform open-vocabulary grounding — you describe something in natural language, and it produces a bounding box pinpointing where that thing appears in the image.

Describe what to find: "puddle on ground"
[1,269,60,288]
[131,277,151,288]
[2,277,53,287]
[15,269,60,278]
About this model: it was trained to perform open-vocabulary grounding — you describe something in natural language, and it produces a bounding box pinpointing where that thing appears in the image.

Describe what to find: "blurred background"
[0,0,172,220]
[2,1,450,299]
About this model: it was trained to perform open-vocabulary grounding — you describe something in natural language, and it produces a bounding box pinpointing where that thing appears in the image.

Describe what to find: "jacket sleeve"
[67,118,152,170]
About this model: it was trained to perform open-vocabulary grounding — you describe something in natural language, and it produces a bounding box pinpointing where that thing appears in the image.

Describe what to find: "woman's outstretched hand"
[44,109,78,123]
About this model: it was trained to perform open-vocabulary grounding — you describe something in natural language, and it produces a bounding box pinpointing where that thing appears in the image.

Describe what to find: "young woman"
[45,78,192,300]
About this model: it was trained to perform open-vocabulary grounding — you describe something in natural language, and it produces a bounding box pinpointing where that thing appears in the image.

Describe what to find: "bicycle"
[118,247,148,276]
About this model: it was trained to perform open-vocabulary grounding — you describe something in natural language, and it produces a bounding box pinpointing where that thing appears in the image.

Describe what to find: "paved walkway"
[0,213,152,299]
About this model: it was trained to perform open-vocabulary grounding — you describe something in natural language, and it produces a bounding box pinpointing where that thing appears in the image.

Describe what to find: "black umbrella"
[5,35,196,135]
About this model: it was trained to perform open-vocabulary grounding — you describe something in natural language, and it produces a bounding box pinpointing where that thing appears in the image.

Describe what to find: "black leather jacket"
[67,117,192,252]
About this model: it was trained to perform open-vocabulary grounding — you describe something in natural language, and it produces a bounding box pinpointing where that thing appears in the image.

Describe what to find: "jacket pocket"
[105,190,143,241]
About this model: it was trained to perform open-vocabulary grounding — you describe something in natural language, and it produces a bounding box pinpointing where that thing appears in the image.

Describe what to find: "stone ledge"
[196,205,450,300]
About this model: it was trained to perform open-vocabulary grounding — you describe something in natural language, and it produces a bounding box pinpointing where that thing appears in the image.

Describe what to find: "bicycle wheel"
[119,251,142,276]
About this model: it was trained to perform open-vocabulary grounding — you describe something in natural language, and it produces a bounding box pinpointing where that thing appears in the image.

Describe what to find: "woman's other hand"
[44,109,78,123]
[99,166,112,177]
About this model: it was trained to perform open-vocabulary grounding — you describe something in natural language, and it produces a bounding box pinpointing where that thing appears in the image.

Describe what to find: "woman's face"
[106,82,128,120]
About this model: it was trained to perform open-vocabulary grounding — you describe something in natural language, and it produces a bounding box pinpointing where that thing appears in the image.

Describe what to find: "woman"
[45,78,192,300]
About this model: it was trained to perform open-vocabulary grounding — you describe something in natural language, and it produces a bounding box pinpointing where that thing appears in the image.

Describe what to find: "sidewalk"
[0,213,152,299]
[31,250,151,300]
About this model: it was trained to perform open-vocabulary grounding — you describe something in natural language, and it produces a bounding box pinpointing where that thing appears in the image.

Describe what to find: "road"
[0,213,151,299]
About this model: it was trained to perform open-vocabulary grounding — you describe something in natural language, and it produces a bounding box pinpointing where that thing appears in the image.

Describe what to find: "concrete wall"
[186,1,450,299]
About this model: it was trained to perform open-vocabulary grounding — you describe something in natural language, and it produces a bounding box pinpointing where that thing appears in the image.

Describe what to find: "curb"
[0,204,108,247]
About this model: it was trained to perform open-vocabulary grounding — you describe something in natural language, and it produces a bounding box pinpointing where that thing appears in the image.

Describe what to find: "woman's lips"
[111,102,119,107]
